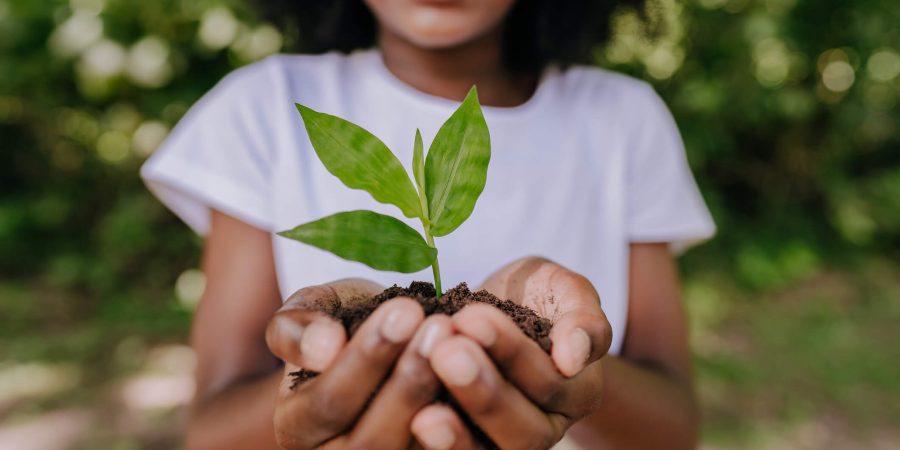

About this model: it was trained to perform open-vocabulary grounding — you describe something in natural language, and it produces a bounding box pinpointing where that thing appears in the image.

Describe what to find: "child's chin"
[402,31,479,49]
[394,9,499,48]
[396,25,489,50]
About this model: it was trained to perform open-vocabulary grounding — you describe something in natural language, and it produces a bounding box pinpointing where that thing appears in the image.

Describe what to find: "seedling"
[278,87,490,296]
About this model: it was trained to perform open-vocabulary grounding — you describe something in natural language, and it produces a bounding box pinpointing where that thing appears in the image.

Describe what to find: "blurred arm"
[185,210,284,450]
[568,243,699,449]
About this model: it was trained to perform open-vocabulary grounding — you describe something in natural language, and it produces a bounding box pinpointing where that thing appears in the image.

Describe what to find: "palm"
[478,257,601,322]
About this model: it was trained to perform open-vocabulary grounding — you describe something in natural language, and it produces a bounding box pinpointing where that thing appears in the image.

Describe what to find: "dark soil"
[288,282,553,448]
[340,281,551,351]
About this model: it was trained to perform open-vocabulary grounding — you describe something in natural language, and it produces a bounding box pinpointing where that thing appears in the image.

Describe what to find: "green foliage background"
[1,0,898,448]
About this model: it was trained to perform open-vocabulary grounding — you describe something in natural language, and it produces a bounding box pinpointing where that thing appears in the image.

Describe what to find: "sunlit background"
[1,0,898,449]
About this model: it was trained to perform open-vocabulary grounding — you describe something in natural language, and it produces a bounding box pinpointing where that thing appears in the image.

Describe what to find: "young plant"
[278,87,490,296]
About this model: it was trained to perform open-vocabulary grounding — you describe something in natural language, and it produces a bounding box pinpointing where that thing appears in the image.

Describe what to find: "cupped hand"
[411,258,613,450]
[266,279,453,449]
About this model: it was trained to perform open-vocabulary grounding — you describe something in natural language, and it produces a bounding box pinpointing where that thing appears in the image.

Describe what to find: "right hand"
[265,279,453,449]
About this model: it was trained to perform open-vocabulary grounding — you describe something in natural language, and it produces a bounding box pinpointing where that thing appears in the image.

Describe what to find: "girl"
[141,0,715,448]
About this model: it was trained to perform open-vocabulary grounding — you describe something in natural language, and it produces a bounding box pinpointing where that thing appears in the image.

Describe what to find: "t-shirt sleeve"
[140,61,278,235]
[625,83,716,252]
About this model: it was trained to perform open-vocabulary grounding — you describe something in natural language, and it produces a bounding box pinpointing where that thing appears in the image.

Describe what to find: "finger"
[544,269,612,376]
[452,305,601,419]
[412,404,482,450]
[347,315,454,449]
[275,298,424,449]
[430,337,568,450]
[266,280,386,372]
[266,307,346,372]
[266,309,347,372]
[266,283,346,370]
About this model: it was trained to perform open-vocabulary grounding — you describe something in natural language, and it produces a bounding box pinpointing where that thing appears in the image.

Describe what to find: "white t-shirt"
[141,49,715,354]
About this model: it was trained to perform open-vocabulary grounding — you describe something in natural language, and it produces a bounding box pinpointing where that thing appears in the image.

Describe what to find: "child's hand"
[266,279,453,449]
[411,258,612,450]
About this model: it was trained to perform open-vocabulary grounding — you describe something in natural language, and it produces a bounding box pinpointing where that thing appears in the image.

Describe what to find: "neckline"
[361,49,557,121]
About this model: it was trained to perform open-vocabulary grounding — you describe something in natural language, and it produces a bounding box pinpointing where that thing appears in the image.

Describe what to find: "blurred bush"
[1,0,898,309]
[0,0,276,311]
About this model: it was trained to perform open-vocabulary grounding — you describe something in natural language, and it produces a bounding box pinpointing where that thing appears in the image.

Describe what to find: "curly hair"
[254,0,645,73]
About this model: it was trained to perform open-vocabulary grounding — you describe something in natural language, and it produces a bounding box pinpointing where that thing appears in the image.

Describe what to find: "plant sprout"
[278,87,490,296]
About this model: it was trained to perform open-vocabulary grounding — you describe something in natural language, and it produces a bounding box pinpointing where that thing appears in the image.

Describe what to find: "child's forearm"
[568,356,699,449]
[185,370,282,450]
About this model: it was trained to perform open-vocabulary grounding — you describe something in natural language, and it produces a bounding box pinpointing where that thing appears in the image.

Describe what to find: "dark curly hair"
[255,0,645,73]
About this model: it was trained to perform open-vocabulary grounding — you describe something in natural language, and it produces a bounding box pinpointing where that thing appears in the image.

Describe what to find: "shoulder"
[180,50,369,140]
[556,65,650,92]
[202,50,371,109]
[211,51,350,97]
[551,65,667,116]
[549,65,678,146]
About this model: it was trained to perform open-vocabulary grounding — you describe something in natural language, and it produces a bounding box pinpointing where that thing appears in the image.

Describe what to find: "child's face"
[364,0,518,49]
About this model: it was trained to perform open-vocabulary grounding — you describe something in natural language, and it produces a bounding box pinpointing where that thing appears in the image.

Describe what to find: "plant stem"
[423,225,442,296]
[413,155,441,295]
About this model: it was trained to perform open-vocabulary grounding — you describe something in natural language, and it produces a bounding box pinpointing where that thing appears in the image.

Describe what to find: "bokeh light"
[232,24,283,62]
[175,269,206,310]
[132,120,169,157]
[126,36,173,88]
[867,49,900,82]
[198,6,239,50]
[821,60,856,93]
[96,130,131,163]
[604,0,686,80]
[753,37,791,87]
[48,11,103,58]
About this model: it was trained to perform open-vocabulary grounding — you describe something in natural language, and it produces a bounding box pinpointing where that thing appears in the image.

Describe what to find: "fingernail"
[278,316,305,342]
[419,424,456,450]
[418,321,446,358]
[434,348,479,386]
[381,305,419,343]
[300,320,340,369]
[567,328,591,372]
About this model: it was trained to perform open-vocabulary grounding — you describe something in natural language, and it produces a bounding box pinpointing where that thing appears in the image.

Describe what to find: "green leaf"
[412,129,428,219]
[424,86,491,236]
[296,104,422,219]
[413,129,426,197]
[278,210,436,273]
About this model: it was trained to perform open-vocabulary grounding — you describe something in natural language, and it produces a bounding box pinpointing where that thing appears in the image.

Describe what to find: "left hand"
[410,257,613,450]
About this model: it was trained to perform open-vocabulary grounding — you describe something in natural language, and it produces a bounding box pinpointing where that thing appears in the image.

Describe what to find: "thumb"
[549,307,612,377]
[266,309,346,372]
[265,284,348,372]
[265,279,383,372]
